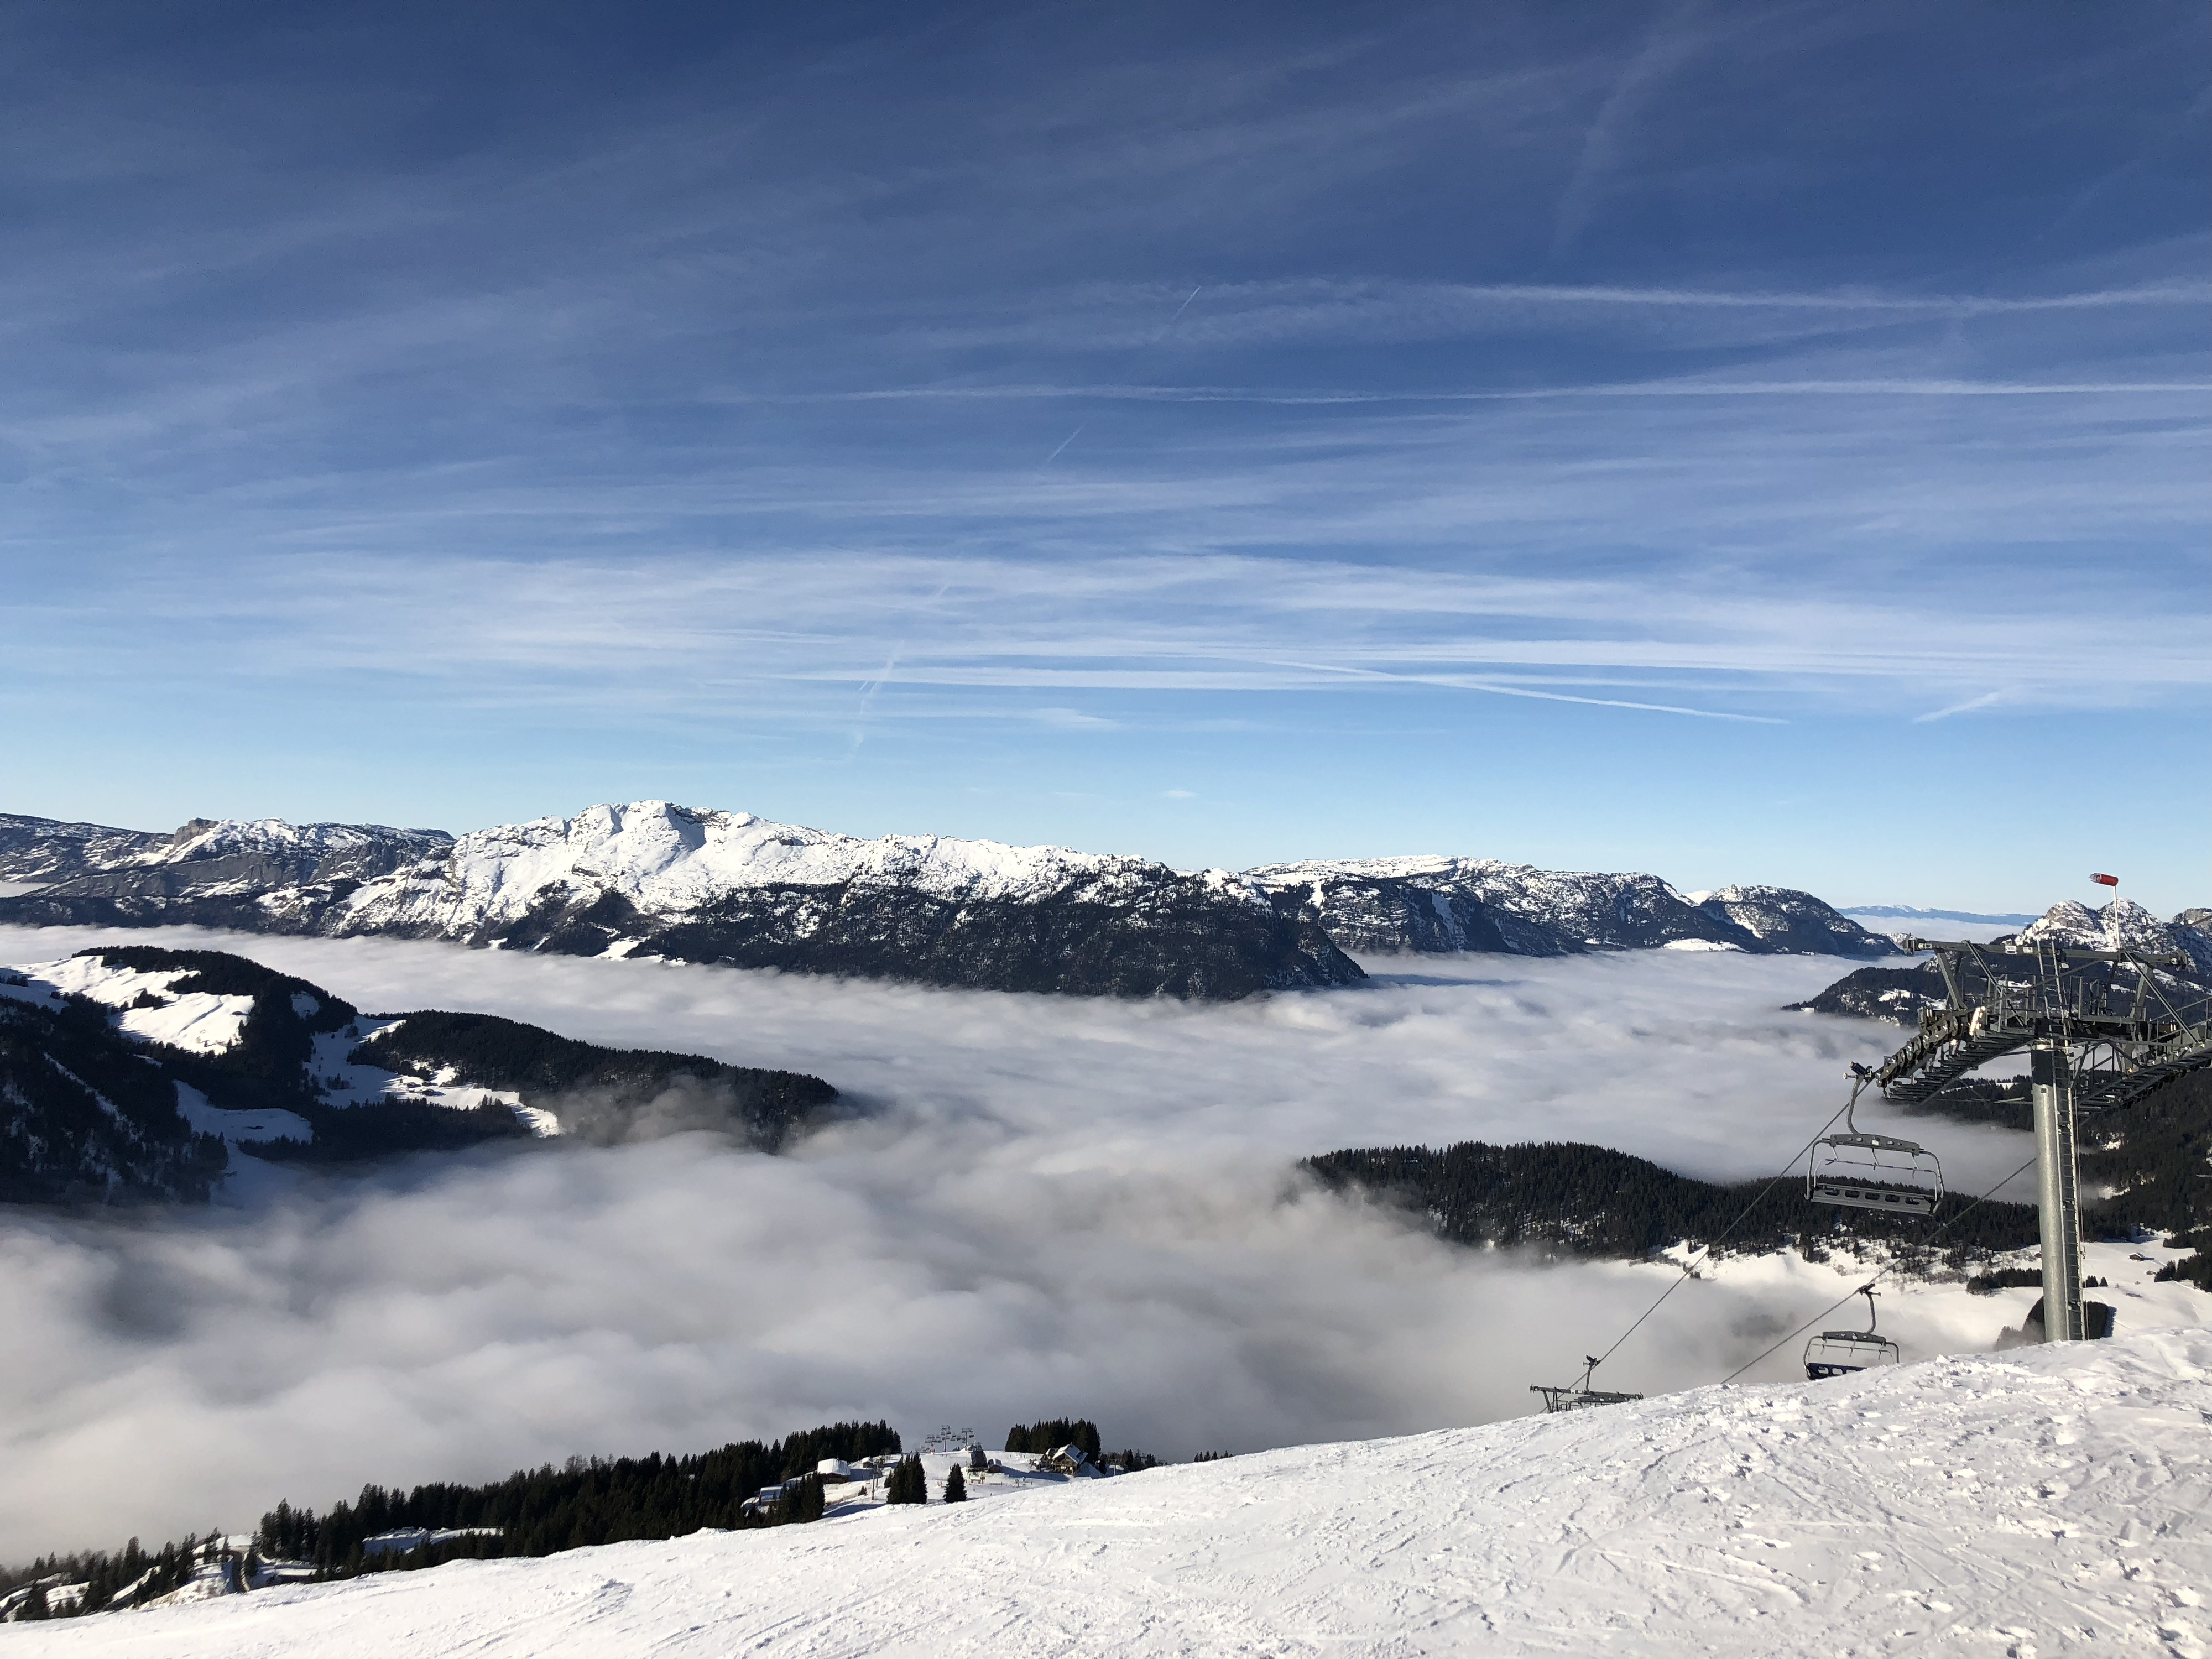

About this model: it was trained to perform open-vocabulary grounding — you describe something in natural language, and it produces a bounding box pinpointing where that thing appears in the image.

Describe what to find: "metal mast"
[1887,931,2210,1343]
[2027,965,2085,1341]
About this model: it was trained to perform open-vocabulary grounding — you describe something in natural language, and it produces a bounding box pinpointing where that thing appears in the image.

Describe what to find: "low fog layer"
[0,926,2035,1559]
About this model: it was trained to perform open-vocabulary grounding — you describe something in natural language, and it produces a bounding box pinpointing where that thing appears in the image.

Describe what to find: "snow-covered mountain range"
[1247,855,1893,957]
[2,803,1897,998]
[0,812,450,895]
[6,1329,2205,1656]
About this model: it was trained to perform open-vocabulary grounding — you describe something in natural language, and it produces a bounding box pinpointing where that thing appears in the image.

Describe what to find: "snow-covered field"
[1,922,2204,1589]
[1,954,258,1054]
[8,1331,2208,1658]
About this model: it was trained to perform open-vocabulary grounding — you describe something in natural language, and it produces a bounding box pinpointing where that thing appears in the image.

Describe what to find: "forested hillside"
[352,1010,836,1150]
[2,948,841,1196]
[0,988,227,1204]
[1,1422,904,1616]
[1302,1139,2041,1262]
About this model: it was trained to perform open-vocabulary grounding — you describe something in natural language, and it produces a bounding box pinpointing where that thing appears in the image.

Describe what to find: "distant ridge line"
[1841,905,2038,926]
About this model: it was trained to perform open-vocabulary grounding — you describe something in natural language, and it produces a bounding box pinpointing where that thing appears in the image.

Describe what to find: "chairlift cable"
[1718,1151,2040,1384]
[1587,1097,1855,1369]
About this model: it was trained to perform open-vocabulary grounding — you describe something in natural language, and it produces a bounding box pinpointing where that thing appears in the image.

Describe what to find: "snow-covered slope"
[11,1329,2208,1658]
[1247,857,1896,958]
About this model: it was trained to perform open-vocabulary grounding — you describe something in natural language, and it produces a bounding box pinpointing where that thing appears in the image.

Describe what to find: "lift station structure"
[1874,930,2212,1341]
[1532,911,2211,1408]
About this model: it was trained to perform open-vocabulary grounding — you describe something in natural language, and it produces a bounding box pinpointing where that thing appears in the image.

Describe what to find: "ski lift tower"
[1880,930,2212,1342]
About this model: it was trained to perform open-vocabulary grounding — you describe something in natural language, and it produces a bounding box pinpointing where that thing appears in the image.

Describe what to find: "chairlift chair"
[1808,1075,1943,1217]
[1804,1287,1901,1379]
[1529,1355,1643,1415]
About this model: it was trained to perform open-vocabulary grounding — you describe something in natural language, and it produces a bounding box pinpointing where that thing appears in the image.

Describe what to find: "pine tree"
[776,1475,825,1524]
[18,1582,50,1620]
[942,1465,967,1503]
[885,1456,927,1504]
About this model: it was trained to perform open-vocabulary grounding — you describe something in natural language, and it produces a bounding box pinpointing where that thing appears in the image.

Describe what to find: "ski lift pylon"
[1804,1287,1901,1379]
[1808,1075,1943,1216]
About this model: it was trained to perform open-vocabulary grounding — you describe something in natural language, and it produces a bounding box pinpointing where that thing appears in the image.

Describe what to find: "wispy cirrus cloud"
[0,1,2205,890]
[1911,690,2011,723]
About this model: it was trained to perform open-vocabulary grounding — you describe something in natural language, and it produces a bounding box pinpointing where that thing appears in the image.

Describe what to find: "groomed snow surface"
[10,1331,2208,1658]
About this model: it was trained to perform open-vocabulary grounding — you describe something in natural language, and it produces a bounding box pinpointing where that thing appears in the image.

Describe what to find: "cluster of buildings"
[740,1443,1112,1519]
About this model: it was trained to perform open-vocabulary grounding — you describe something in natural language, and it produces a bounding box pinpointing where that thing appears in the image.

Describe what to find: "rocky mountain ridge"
[7,802,1899,999]
[1246,856,1893,957]
[0,813,449,893]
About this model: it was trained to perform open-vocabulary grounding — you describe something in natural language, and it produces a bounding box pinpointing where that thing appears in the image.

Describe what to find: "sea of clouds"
[0,925,2038,1561]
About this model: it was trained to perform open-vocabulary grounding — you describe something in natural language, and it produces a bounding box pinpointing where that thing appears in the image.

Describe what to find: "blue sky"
[2,1,2207,912]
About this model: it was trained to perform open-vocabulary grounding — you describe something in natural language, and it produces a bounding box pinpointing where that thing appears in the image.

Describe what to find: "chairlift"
[1804,1287,1900,1379]
[1808,1074,1942,1217]
[1529,1355,1642,1414]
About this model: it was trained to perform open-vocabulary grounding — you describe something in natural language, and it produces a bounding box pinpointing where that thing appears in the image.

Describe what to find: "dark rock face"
[0,813,167,884]
[1247,864,1897,959]
[0,817,453,931]
[1254,879,1569,957]
[639,881,1363,999]
[48,839,441,901]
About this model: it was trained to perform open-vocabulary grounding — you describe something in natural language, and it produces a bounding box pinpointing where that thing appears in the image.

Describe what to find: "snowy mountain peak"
[394,800,1188,928]
[2021,896,2178,953]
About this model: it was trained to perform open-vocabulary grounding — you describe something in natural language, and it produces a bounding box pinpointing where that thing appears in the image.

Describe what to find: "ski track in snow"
[8,1331,2210,1658]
